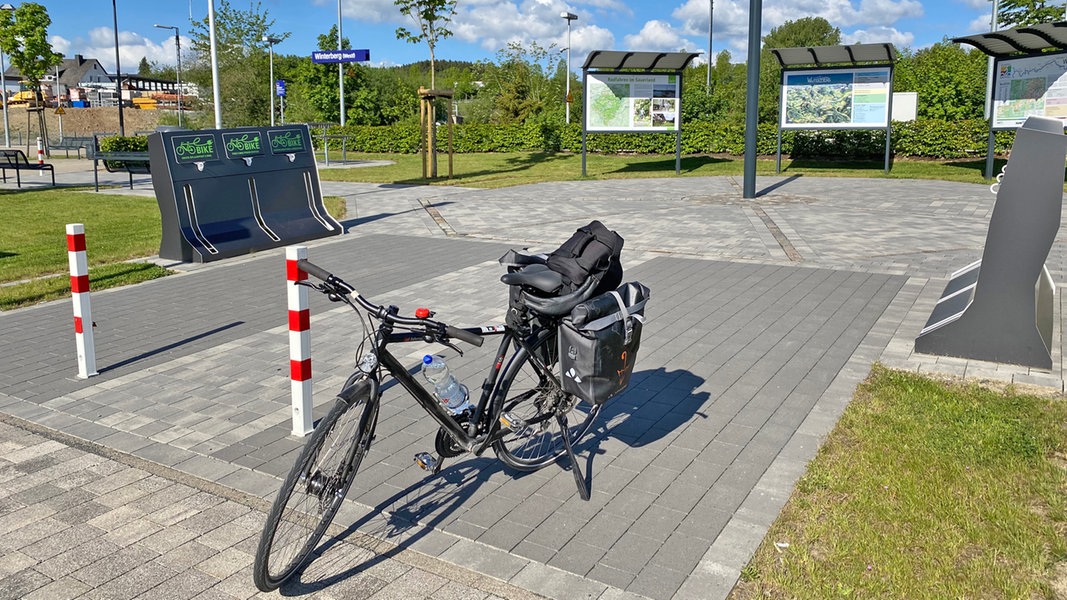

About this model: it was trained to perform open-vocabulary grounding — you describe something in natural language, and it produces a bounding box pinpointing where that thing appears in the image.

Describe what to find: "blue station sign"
[311,49,370,64]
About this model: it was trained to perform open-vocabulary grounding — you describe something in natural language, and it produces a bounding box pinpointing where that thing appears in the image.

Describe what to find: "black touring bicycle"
[253,221,649,592]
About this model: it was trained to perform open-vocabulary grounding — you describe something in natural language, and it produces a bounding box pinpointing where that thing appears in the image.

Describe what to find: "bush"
[97,134,150,172]
[317,118,1016,160]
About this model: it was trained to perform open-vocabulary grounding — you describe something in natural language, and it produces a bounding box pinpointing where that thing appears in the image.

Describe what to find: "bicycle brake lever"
[440,339,464,357]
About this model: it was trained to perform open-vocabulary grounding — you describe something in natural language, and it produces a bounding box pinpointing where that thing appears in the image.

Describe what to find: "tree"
[0,3,61,105]
[998,0,1064,27]
[394,0,457,90]
[137,57,152,76]
[893,41,987,121]
[759,17,841,123]
[186,0,288,127]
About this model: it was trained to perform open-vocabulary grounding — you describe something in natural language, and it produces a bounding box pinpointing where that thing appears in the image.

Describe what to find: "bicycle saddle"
[499,263,562,294]
[499,248,600,316]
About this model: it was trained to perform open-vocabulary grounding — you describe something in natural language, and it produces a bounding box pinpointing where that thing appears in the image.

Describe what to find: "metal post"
[1,50,8,147]
[208,0,222,128]
[264,36,277,127]
[742,0,762,198]
[154,24,183,128]
[175,30,182,127]
[112,0,124,136]
[338,0,345,126]
[706,0,714,94]
[561,12,577,124]
[0,3,12,147]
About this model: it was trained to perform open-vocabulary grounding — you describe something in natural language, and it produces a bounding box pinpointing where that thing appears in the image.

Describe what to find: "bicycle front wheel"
[492,329,600,471]
[253,379,378,592]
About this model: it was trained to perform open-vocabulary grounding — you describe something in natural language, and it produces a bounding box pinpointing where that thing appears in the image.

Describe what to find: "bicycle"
[252,252,609,592]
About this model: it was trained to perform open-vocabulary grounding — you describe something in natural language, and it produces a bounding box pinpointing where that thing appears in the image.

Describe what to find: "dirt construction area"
[5,106,161,146]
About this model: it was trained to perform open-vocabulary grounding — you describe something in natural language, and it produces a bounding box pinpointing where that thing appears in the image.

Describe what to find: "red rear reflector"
[415,307,430,319]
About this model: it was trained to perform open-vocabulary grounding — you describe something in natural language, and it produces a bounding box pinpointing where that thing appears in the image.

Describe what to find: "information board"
[992,51,1067,129]
[585,72,680,132]
[780,67,891,129]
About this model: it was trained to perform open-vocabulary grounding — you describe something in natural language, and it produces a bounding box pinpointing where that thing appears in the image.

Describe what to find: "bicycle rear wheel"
[492,329,600,471]
[253,379,378,592]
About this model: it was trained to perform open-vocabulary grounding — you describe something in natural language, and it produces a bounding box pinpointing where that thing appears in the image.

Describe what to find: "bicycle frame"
[369,322,522,456]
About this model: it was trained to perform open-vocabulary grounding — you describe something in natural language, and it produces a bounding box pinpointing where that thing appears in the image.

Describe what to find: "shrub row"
[315,119,1018,159]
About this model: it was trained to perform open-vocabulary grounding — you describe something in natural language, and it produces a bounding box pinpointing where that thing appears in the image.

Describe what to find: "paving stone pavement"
[1,159,1065,599]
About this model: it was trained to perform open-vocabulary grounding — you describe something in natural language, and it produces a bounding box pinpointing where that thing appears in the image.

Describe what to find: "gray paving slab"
[1,164,1065,598]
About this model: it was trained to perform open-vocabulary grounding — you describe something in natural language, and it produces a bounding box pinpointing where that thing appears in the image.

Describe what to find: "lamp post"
[0,3,13,147]
[263,35,280,127]
[337,0,345,126]
[111,0,124,135]
[706,0,714,94]
[561,11,577,124]
[208,0,222,128]
[154,24,182,128]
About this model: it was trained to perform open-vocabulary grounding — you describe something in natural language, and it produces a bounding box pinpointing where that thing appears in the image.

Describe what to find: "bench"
[0,149,55,188]
[51,136,94,158]
[89,147,151,192]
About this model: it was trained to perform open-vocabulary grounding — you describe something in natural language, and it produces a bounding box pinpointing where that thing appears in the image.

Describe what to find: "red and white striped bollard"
[67,223,97,378]
[287,245,313,436]
[36,136,44,173]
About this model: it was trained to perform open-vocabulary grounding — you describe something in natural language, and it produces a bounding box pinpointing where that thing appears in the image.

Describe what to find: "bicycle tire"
[253,379,378,592]
[492,329,600,471]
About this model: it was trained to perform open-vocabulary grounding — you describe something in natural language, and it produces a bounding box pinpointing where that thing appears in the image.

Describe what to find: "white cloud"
[451,0,618,57]
[623,19,701,52]
[841,26,913,47]
[335,0,399,24]
[52,27,176,74]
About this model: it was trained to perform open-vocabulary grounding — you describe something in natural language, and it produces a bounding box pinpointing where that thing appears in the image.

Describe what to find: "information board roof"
[581,51,701,71]
[953,22,1067,58]
[770,43,897,68]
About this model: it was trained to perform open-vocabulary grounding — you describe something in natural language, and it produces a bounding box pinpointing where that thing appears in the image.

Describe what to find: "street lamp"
[263,35,281,127]
[154,24,182,128]
[706,0,714,94]
[112,0,124,135]
[0,3,13,147]
[337,0,345,126]
[561,11,577,124]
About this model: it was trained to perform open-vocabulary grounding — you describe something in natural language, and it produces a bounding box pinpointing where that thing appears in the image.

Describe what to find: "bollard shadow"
[338,201,455,231]
[100,321,245,372]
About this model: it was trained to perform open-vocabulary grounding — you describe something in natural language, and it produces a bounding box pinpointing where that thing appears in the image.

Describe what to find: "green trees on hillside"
[149,4,995,132]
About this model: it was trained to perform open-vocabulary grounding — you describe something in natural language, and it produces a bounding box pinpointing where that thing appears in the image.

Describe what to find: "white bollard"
[286,245,313,436]
[66,224,97,378]
[36,136,43,174]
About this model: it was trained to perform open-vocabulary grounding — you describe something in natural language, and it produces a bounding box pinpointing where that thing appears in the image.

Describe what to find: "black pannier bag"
[546,220,624,296]
[559,282,650,405]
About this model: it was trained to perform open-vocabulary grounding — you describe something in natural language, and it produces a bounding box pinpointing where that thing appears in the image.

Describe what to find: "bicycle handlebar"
[296,259,484,348]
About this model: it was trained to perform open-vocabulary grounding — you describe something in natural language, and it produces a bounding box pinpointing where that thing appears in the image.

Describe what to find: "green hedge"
[97,135,150,172]
[315,119,1017,160]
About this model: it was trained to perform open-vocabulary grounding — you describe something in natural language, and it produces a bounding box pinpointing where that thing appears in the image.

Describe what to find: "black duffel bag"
[559,282,650,405]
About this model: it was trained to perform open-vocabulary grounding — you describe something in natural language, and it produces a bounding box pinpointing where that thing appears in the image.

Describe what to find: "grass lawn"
[317,151,1012,189]
[0,189,347,310]
[731,366,1067,599]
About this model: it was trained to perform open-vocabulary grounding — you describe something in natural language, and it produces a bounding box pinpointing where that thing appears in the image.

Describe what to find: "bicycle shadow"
[281,456,514,595]
[279,367,708,595]
[573,367,710,491]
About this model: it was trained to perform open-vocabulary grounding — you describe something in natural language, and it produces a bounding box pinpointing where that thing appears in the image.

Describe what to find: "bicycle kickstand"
[555,411,591,501]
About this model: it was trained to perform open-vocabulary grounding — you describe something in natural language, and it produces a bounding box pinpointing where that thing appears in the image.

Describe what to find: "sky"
[42,0,1007,75]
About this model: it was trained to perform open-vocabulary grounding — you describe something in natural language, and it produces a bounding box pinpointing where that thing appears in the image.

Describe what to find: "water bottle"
[422,355,469,412]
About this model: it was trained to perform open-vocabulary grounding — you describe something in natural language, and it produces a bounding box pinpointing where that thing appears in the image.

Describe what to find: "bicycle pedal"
[499,412,527,431]
[413,452,438,472]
